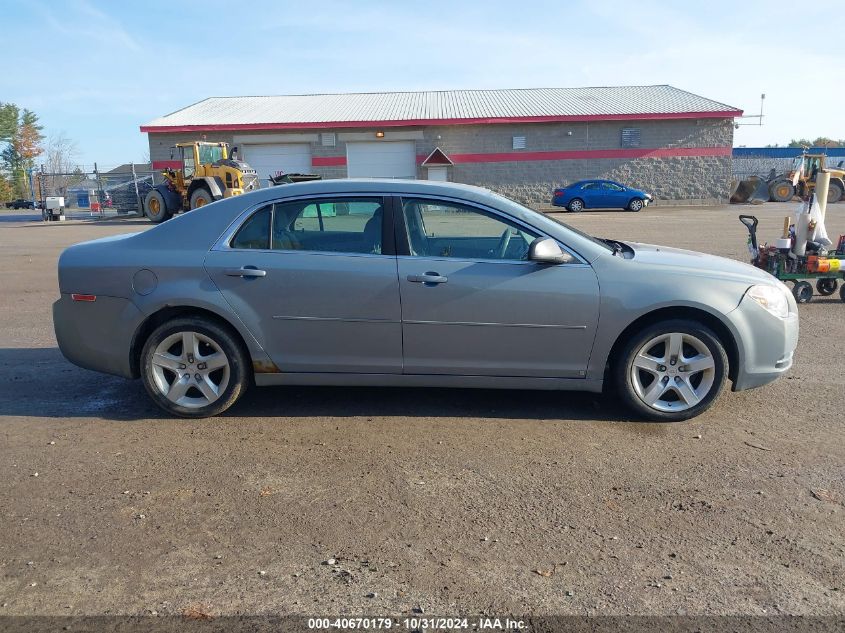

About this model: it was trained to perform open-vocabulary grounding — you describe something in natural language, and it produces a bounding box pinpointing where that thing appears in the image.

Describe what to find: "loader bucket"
[730,176,769,204]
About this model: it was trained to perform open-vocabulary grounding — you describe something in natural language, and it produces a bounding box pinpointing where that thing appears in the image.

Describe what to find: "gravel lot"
[0,203,843,619]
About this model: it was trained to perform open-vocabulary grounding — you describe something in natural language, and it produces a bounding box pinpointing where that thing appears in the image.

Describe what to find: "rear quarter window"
[230,207,271,249]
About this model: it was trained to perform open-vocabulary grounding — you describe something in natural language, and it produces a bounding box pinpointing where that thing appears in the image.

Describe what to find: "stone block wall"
[147,117,735,205]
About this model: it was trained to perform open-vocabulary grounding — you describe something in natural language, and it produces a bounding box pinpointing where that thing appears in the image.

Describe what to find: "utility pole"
[131,162,142,215]
[94,162,104,212]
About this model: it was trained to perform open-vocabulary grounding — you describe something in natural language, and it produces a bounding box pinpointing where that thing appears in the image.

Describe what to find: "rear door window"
[229,198,385,255]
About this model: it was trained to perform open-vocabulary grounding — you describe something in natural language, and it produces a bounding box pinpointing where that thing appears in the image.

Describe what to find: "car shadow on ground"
[0,347,637,423]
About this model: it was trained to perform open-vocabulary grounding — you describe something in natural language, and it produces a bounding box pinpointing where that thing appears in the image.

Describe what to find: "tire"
[568,198,584,212]
[144,190,172,223]
[792,281,813,303]
[628,198,644,212]
[189,187,213,210]
[827,182,843,204]
[816,278,838,296]
[140,317,250,418]
[615,319,728,422]
[840,284,845,303]
[769,180,794,203]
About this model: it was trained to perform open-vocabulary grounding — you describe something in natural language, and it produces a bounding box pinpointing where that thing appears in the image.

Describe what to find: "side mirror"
[528,237,572,264]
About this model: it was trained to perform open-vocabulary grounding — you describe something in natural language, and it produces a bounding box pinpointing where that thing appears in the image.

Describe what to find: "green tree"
[0,103,44,198]
[787,137,844,148]
[787,138,813,148]
[0,174,13,201]
[0,103,18,142]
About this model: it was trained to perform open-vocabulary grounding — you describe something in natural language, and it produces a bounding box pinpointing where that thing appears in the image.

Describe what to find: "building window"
[512,136,526,150]
[621,128,641,148]
[321,133,336,147]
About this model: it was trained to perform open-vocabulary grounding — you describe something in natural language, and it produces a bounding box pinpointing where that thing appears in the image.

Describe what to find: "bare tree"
[43,132,81,196]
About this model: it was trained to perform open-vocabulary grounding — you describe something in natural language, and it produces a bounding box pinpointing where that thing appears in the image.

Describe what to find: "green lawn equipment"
[740,213,845,304]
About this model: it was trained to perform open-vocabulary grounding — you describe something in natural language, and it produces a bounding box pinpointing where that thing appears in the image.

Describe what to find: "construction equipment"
[766,152,845,204]
[730,175,769,204]
[739,197,845,304]
[268,171,322,186]
[143,142,260,223]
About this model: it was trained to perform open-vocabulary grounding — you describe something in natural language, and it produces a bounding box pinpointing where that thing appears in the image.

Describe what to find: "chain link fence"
[33,163,158,217]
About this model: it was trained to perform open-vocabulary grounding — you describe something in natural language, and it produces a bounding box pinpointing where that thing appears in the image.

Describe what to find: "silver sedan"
[53,180,798,421]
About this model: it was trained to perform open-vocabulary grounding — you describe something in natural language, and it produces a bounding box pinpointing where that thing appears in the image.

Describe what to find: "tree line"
[766,137,845,149]
[0,102,44,200]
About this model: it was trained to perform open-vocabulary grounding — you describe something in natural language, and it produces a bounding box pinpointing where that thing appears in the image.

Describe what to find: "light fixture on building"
[375,131,385,138]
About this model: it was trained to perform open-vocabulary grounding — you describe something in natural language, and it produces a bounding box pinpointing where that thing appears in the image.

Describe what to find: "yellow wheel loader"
[143,142,260,223]
[767,152,845,204]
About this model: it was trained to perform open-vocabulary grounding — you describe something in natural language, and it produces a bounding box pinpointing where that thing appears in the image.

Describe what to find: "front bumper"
[729,293,799,391]
[53,294,143,379]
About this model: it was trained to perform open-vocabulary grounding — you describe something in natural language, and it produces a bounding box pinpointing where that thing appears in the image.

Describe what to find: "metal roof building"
[143,85,742,204]
[142,86,740,131]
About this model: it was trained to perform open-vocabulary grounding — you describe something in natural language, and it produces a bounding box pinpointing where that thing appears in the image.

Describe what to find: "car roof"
[131,177,612,264]
[569,179,625,186]
[244,178,495,202]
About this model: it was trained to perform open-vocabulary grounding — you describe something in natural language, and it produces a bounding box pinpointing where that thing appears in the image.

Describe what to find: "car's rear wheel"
[140,317,249,418]
[615,320,727,422]
[568,198,584,212]
[628,198,644,212]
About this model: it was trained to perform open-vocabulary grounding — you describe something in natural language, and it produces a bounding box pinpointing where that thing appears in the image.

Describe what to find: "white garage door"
[346,141,416,179]
[243,144,312,187]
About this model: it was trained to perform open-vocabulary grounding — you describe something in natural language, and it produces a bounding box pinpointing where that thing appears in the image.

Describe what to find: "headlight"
[747,284,790,318]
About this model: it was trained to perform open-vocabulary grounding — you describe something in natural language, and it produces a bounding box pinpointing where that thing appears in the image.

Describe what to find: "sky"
[2,0,842,168]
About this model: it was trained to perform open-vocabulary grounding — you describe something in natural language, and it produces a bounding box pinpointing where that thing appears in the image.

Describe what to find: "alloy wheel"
[149,331,230,409]
[629,332,716,413]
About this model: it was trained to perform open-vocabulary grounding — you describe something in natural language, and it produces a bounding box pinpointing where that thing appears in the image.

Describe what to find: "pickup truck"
[5,199,35,209]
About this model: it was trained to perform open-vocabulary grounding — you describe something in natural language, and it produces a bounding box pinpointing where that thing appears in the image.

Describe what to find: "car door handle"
[407,272,448,284]
[225,267,267,278]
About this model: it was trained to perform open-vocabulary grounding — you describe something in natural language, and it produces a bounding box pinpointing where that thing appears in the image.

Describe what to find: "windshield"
[198,144,224,165]
[487,191,615,253]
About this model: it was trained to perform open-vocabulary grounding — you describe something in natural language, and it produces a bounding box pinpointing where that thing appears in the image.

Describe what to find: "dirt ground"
[0,202,843,620]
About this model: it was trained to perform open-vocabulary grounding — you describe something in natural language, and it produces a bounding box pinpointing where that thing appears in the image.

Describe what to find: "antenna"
[735,93,765,128]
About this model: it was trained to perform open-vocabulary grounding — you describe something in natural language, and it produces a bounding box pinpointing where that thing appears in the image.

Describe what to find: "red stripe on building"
[140,110,743,134]
[417,146,731,165]
[151,160,182,169]
[312,156,347,167]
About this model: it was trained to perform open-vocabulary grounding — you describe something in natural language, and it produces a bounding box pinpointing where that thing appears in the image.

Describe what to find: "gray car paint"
[53,179,798,396]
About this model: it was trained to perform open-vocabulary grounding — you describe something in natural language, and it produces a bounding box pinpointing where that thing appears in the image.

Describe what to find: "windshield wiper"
[600,238,625,256]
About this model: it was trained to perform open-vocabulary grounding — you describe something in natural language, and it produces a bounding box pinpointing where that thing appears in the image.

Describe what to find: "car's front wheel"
[141,317,250,418]
[615,320,728,421]
[628,198,644,212]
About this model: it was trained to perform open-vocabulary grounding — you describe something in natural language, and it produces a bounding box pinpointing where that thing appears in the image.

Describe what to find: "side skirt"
[254,372,603,393]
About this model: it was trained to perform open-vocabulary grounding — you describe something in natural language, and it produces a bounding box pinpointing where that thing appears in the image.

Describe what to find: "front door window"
[401,198,538,261]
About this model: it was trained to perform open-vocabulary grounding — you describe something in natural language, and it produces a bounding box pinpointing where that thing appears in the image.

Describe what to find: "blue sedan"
[552,180,653,212]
